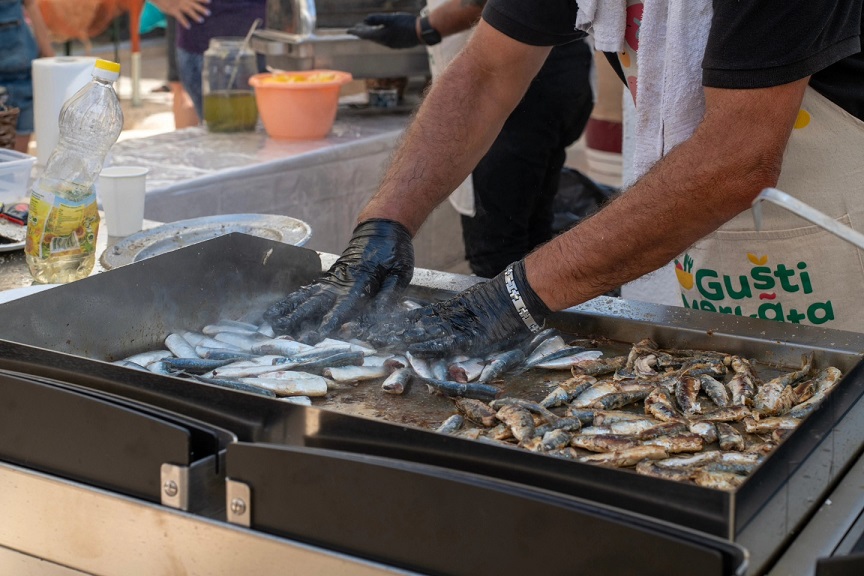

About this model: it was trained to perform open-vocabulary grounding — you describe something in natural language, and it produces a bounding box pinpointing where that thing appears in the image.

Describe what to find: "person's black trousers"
[461,39,595,278]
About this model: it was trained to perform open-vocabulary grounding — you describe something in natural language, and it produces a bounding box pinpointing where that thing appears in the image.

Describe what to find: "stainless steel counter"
[107,108,468,273]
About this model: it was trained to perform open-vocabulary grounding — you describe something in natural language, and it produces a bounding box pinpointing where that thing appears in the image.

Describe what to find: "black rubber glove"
[395,260,551,357]
[347,13,420,49]
[264,219,414,340]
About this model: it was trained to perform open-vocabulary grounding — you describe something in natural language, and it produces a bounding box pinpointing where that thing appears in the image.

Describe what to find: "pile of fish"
[113,321,600,405]
[436,338,844,491]
[114,317,844,491]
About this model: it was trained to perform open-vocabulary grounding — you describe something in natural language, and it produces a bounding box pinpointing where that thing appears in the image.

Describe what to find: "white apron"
[605,0,864,332]
[679,88,864,332]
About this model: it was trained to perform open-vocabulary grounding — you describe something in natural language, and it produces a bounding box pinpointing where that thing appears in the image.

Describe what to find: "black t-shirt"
[483,0,864,121]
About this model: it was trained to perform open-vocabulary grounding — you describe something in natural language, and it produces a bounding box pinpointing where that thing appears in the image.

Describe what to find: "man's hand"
[347,13,420,49]
[264,219,414,341]
[149,0,211,29]
[375,260,550,357]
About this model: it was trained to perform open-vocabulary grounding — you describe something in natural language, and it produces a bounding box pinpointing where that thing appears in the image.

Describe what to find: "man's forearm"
[358,21,550,234]
[526,79,810,311]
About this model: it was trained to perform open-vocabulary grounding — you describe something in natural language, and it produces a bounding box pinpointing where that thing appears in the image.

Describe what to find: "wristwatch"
[418,8,442,46]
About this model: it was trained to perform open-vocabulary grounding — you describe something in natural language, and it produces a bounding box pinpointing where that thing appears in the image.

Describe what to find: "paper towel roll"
[32,56,98,167]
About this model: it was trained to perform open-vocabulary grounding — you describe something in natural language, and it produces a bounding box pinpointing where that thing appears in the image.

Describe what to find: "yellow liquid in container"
[203,90,258,132]
[25,180,99,284]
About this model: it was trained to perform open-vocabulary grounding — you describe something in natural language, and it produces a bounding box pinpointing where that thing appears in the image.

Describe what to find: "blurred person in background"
[0,0,55,153]
[349,0,594,278]
[150,0,265,121]
[141,1,199,128]
[165,14,199,127]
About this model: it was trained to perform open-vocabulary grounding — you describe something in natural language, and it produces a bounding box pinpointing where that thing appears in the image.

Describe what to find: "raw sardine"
[448,356,486,383]
[214,331,273,352]
[164,333,199,359]
[161,357,235,374]
[524,335,568,365]
[419,377,501,401]
[479,350,525,382]
[324,365,390,383]
[436,414,464,434]
[532,349,603,370]
[252,337,315,357]
[239,371,328,397]
[118,349,172,367]
[381,368,412,395]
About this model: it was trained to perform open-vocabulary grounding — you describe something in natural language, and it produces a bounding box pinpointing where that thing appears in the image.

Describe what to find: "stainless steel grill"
[1,233,863,575]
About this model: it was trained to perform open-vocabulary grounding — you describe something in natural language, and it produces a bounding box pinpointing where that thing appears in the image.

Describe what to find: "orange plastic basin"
[249,70,353,140]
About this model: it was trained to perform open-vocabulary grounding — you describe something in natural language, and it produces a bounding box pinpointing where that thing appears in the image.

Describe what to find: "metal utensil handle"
[227,18,263,92]
[752,188,864,251]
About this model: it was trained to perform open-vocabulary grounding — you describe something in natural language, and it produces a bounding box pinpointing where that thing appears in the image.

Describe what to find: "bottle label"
[25,187,100,260]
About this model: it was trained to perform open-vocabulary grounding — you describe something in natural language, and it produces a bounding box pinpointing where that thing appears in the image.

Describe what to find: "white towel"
[632,0,713,178]
[574,0,626,53]
[425,0,477,216]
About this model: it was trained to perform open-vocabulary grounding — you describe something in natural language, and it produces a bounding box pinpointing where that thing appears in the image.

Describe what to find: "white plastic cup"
[98,166,149,237]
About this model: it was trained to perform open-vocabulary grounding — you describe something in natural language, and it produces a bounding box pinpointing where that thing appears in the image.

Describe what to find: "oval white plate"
[0,239,25,253]
[100,213,312,270]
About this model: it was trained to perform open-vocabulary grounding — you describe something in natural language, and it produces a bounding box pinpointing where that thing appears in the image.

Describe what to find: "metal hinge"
[226,478,252,527]
[160,463,190,510]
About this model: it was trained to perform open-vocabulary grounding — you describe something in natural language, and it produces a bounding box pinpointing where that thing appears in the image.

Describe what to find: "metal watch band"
[504,264,543,333]
[418,14,442,46]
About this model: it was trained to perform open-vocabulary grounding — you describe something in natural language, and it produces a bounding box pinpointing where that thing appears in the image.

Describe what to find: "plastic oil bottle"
[25,59,124,283]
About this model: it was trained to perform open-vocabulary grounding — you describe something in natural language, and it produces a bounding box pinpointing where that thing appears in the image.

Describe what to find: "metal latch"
[226,478,252,527]
[160,463,190,510]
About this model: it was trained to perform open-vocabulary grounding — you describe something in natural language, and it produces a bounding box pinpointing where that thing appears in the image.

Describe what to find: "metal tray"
[1,234,863,574]
[100,213,312,269]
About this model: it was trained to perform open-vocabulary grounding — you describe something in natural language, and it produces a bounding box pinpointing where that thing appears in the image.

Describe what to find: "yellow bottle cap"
[95,59,121,74]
